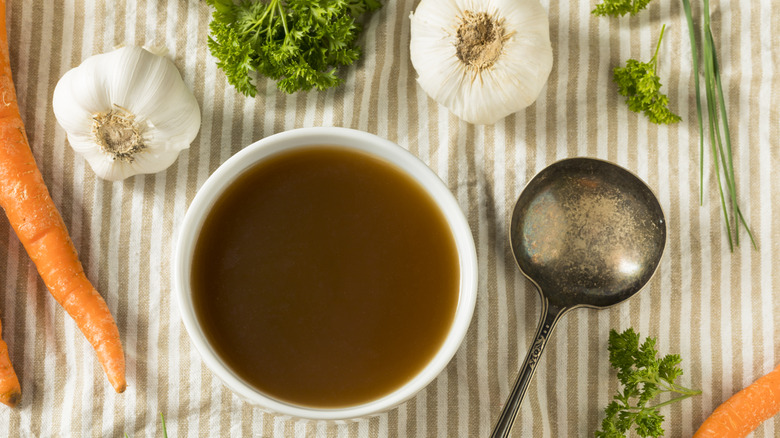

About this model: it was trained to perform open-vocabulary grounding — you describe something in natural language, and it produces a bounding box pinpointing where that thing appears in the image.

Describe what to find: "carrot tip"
[1,390,20,408]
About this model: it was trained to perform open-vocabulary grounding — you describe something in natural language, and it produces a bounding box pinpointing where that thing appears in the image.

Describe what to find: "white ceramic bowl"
[174,127,477,420]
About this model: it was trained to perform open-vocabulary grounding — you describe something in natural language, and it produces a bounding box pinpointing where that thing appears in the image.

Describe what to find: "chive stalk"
[681,0,755,250]
[681,0,704,205]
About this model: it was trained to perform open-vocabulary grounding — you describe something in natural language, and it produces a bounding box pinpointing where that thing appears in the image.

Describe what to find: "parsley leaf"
[592,0,653,17]
[205,0,381,96]
[595,328,700,438]
[612,24,682,125]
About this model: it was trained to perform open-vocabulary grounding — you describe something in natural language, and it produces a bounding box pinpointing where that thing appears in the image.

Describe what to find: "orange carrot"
[0,319,20,407]
[693,363,780,438]
[0,1,125,393]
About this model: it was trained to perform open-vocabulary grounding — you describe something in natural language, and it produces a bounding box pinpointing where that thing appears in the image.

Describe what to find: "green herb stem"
[705,28,740,247]
[649,391,702,410]
[277,0,289,36]
[252,0,279,35]
[702,30,734,250]
[620,391,700,415]
[632,375,700,397]
[650,24,666,67]
[658,381,702,397]
[709,29,756,248]
[681,0,705,205]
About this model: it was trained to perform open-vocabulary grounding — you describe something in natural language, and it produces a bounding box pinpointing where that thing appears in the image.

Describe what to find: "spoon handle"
[490,300,567,438]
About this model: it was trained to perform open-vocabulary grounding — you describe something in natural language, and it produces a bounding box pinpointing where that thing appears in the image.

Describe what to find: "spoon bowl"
[491,158,666,437]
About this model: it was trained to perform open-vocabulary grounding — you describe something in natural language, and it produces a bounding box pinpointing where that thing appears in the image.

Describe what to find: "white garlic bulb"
[52,46,201,181]
[409,0,553,125]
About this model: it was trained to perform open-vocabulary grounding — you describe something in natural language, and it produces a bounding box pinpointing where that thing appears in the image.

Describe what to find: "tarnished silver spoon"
[491,158,666,438]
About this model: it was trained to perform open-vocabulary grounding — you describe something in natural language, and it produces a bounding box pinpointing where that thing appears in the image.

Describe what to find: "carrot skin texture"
[693,363,780,438]
[0,319,20,407]
[0,0,125,392]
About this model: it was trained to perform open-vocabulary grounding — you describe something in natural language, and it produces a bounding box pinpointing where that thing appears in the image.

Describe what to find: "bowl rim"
[174,127,477,420]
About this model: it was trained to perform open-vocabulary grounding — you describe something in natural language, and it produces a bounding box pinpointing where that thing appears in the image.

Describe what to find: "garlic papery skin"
[52,46,201,181]
[409,0,553,125]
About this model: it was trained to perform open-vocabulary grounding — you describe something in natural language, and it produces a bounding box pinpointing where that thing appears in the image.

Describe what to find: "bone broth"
[190,146,460,408]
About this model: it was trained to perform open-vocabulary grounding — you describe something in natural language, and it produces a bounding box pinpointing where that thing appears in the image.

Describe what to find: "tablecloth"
[0,0,777,436]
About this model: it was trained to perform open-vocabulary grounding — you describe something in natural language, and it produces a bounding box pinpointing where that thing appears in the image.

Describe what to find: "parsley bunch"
[205,0,381,96]
[612,25,681,125]
[595,329,700,438]
[592,0,653,17]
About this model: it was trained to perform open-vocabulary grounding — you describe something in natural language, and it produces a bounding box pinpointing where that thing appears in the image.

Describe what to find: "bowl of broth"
[174,127,477,420]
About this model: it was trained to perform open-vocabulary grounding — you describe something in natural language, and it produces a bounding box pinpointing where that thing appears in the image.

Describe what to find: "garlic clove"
[53,46,201,181]
[51,67,112,137]
[107,48,192,129]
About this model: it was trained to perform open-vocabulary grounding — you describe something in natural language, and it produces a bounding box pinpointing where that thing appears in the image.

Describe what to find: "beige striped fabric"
[0,0,777,436]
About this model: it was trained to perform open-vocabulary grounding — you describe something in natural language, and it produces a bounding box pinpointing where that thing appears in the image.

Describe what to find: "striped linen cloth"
[0,0,777,436]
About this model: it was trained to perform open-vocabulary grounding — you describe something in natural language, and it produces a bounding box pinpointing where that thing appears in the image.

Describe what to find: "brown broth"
[191,146,460,408]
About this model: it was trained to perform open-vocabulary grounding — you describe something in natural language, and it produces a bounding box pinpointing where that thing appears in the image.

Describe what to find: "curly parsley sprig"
[205,0,381,96]
[595,328,700,438]
[612,25,681,125]
[592,0,653,17]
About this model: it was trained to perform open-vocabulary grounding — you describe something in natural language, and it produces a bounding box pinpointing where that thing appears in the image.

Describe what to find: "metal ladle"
[490,158,666,438]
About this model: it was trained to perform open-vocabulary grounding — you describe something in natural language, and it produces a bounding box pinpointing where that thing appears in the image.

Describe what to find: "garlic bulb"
[52,46,201,181]
[409,0,553,125]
